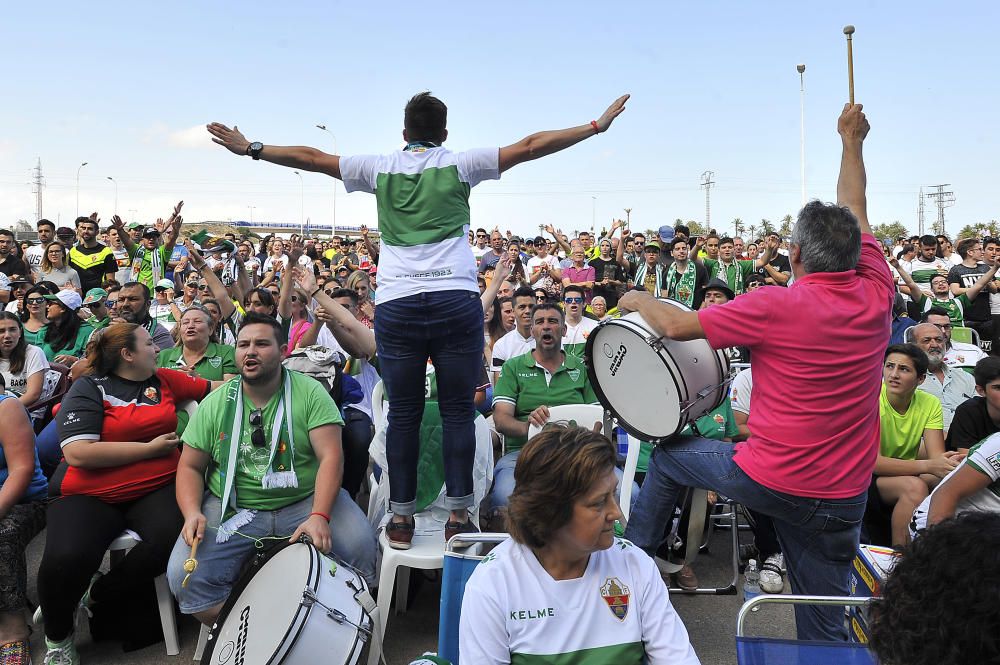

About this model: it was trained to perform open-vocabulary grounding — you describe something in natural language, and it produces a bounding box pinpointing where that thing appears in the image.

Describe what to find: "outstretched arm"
[498,95,629,173]
[206,123,342,180]
[964,262,1000,301]
[836,104,872,236]
[185,239,235,320]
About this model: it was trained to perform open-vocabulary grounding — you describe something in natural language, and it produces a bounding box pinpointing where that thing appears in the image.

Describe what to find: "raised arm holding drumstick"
[618,102,894,642]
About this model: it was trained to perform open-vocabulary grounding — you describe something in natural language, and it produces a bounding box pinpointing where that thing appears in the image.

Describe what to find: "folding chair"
[736,595,877,665]
[438,533,510,665]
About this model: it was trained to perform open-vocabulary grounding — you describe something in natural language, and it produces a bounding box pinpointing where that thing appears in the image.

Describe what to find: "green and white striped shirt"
[340,145,500,303]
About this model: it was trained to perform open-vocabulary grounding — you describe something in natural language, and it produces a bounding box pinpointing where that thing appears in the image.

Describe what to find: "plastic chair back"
[438,533,509,665]
[526,404,605,440]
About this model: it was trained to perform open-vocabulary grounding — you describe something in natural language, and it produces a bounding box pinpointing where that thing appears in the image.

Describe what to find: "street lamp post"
[248,206,256,224]
[293,171,304,236]
[797,63,807,208]
[107,177,118,214]
[75,162,88,218]
[315,125,337,236]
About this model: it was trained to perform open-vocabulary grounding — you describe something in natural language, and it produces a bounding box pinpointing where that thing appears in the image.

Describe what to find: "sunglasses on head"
[249,409,266,448]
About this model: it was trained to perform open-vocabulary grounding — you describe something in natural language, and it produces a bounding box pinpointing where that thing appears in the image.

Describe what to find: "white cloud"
[168,125,212,149]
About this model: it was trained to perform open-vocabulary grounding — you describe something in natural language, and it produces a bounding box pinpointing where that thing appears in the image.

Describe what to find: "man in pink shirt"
[619,104,894,641]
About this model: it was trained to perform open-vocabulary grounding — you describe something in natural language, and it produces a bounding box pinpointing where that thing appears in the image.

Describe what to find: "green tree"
[956,221,1000,240]
[870,221,910,240]
[778,214,794,237]
[732,217,745,239]
[687,221,707,237]
[760,218,776,236]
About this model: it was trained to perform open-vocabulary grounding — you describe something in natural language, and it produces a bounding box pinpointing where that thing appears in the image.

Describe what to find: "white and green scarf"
[128,244,163,285]
[633,262,664,297]
[665,261,697,307]
[714,261,745,296]
[214,369,297,542]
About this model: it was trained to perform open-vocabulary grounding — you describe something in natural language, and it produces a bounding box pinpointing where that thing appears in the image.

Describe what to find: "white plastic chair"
[366,381,492,665]
[525,404,606,441]
[108,533,179,656]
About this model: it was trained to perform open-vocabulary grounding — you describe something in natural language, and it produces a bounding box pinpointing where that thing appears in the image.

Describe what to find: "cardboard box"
[850,544,899,598]
[849,607,870,644]
[849,544,900,626]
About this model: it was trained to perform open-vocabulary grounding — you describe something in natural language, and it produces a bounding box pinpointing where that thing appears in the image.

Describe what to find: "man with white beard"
[910,322,976,434]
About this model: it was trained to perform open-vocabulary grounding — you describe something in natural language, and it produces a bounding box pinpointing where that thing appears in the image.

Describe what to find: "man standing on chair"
[207,91,629,549]
[618,104,894,641]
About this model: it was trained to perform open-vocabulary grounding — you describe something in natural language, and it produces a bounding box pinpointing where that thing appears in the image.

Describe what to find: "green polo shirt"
[156,342,237,381]
[157,342,238,434]
[493,351,599,452]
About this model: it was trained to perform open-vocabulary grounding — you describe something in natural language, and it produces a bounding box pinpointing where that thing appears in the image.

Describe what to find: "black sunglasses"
[249,409,266,448]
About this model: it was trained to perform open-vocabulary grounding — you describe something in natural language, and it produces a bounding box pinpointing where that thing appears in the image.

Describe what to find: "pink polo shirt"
[698,234,894,498]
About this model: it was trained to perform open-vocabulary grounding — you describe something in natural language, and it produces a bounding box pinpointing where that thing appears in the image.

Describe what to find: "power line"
[925,184,955,236]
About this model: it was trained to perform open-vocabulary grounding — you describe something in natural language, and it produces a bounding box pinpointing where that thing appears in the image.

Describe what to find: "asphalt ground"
[22,518,803,664]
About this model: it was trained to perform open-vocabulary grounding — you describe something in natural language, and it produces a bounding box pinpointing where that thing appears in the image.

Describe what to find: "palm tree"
[760,219,775,236]
[748,224,758,241]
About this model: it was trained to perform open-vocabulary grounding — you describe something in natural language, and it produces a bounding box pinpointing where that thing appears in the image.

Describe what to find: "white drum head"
[586,317,684,440]
[207,544,315,664]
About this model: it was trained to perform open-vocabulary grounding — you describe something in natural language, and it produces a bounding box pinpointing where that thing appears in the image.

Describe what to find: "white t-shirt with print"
[459,537,700,665]
[0,344,47,397]
[912,432,1000,534]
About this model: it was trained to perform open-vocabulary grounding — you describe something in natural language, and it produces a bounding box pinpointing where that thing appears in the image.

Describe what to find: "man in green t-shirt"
[700,236,767,297]
[894,256,998,327]
[166,314,376,626]
[490,302,600,526]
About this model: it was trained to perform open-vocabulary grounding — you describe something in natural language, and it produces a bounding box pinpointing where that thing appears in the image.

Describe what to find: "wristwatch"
[246,141,264,160]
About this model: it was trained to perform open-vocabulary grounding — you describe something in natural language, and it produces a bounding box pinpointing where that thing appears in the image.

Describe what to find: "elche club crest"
[144,386,159,403]
[600,577,630,621]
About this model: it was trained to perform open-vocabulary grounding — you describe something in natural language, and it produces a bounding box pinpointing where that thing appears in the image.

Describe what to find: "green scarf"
[128,244,163,285]
[665,261,697,306]
[633,262,664,297]
[214,369,296,542]
[714,261,745,296]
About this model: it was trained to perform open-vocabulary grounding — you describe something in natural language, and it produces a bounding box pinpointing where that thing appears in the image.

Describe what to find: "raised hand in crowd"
[836,103,871,235]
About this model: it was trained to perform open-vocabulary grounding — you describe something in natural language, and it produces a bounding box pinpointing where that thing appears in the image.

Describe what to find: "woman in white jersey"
[460,425,700,665]
[206,91,629,549]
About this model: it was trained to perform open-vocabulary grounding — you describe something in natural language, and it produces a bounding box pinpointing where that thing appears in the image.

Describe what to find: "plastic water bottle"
[744,559,762,612]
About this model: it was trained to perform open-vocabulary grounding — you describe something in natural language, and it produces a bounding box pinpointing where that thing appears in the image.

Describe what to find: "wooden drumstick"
[844,25,856,105]
[181,537,201,588]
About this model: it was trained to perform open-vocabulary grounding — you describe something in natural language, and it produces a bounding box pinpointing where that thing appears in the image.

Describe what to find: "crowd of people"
[0,91,995,665]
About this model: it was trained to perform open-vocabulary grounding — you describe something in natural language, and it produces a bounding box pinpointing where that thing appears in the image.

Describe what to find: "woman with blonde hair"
[345,269,375,328]
[33,241,81,292]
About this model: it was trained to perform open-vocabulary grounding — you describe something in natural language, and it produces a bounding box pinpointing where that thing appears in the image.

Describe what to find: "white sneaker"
[43,635,80,665]
[759,553,785,594]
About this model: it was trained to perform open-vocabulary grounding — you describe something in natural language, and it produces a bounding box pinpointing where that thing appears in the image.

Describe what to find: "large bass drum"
[202,542,372,665]
[585,300,730,442]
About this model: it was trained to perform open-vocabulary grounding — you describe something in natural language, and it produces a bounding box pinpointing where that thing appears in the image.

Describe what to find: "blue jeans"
[623,437,866,642]
[167,491,377,613]
[374,290,483,516]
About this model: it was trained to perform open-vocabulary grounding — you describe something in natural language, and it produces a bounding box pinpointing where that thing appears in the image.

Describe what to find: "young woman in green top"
[39,291,94,365]
[19,285,53,348]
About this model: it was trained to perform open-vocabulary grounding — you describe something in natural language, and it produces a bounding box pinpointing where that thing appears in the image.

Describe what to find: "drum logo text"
[234,605,250,665]
[609,344,628,377]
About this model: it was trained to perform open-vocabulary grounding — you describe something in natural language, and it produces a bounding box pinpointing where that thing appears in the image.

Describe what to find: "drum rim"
[585,316,688,442]
[271,544,323,663]
[202,541,321,665]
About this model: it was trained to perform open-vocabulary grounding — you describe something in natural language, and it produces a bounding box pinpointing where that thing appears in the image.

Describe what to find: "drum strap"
[659,488,709,575]
[357,587,388,665]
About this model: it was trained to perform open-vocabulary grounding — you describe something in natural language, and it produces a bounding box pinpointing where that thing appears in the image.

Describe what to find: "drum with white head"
[585,299,730,442]
[202,542,371,665]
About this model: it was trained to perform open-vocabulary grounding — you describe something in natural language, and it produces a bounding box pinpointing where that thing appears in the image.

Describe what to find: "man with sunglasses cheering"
[167,313,376,627]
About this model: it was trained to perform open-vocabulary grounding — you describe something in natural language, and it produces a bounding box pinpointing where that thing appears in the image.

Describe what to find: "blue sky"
[2,1,997,239]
